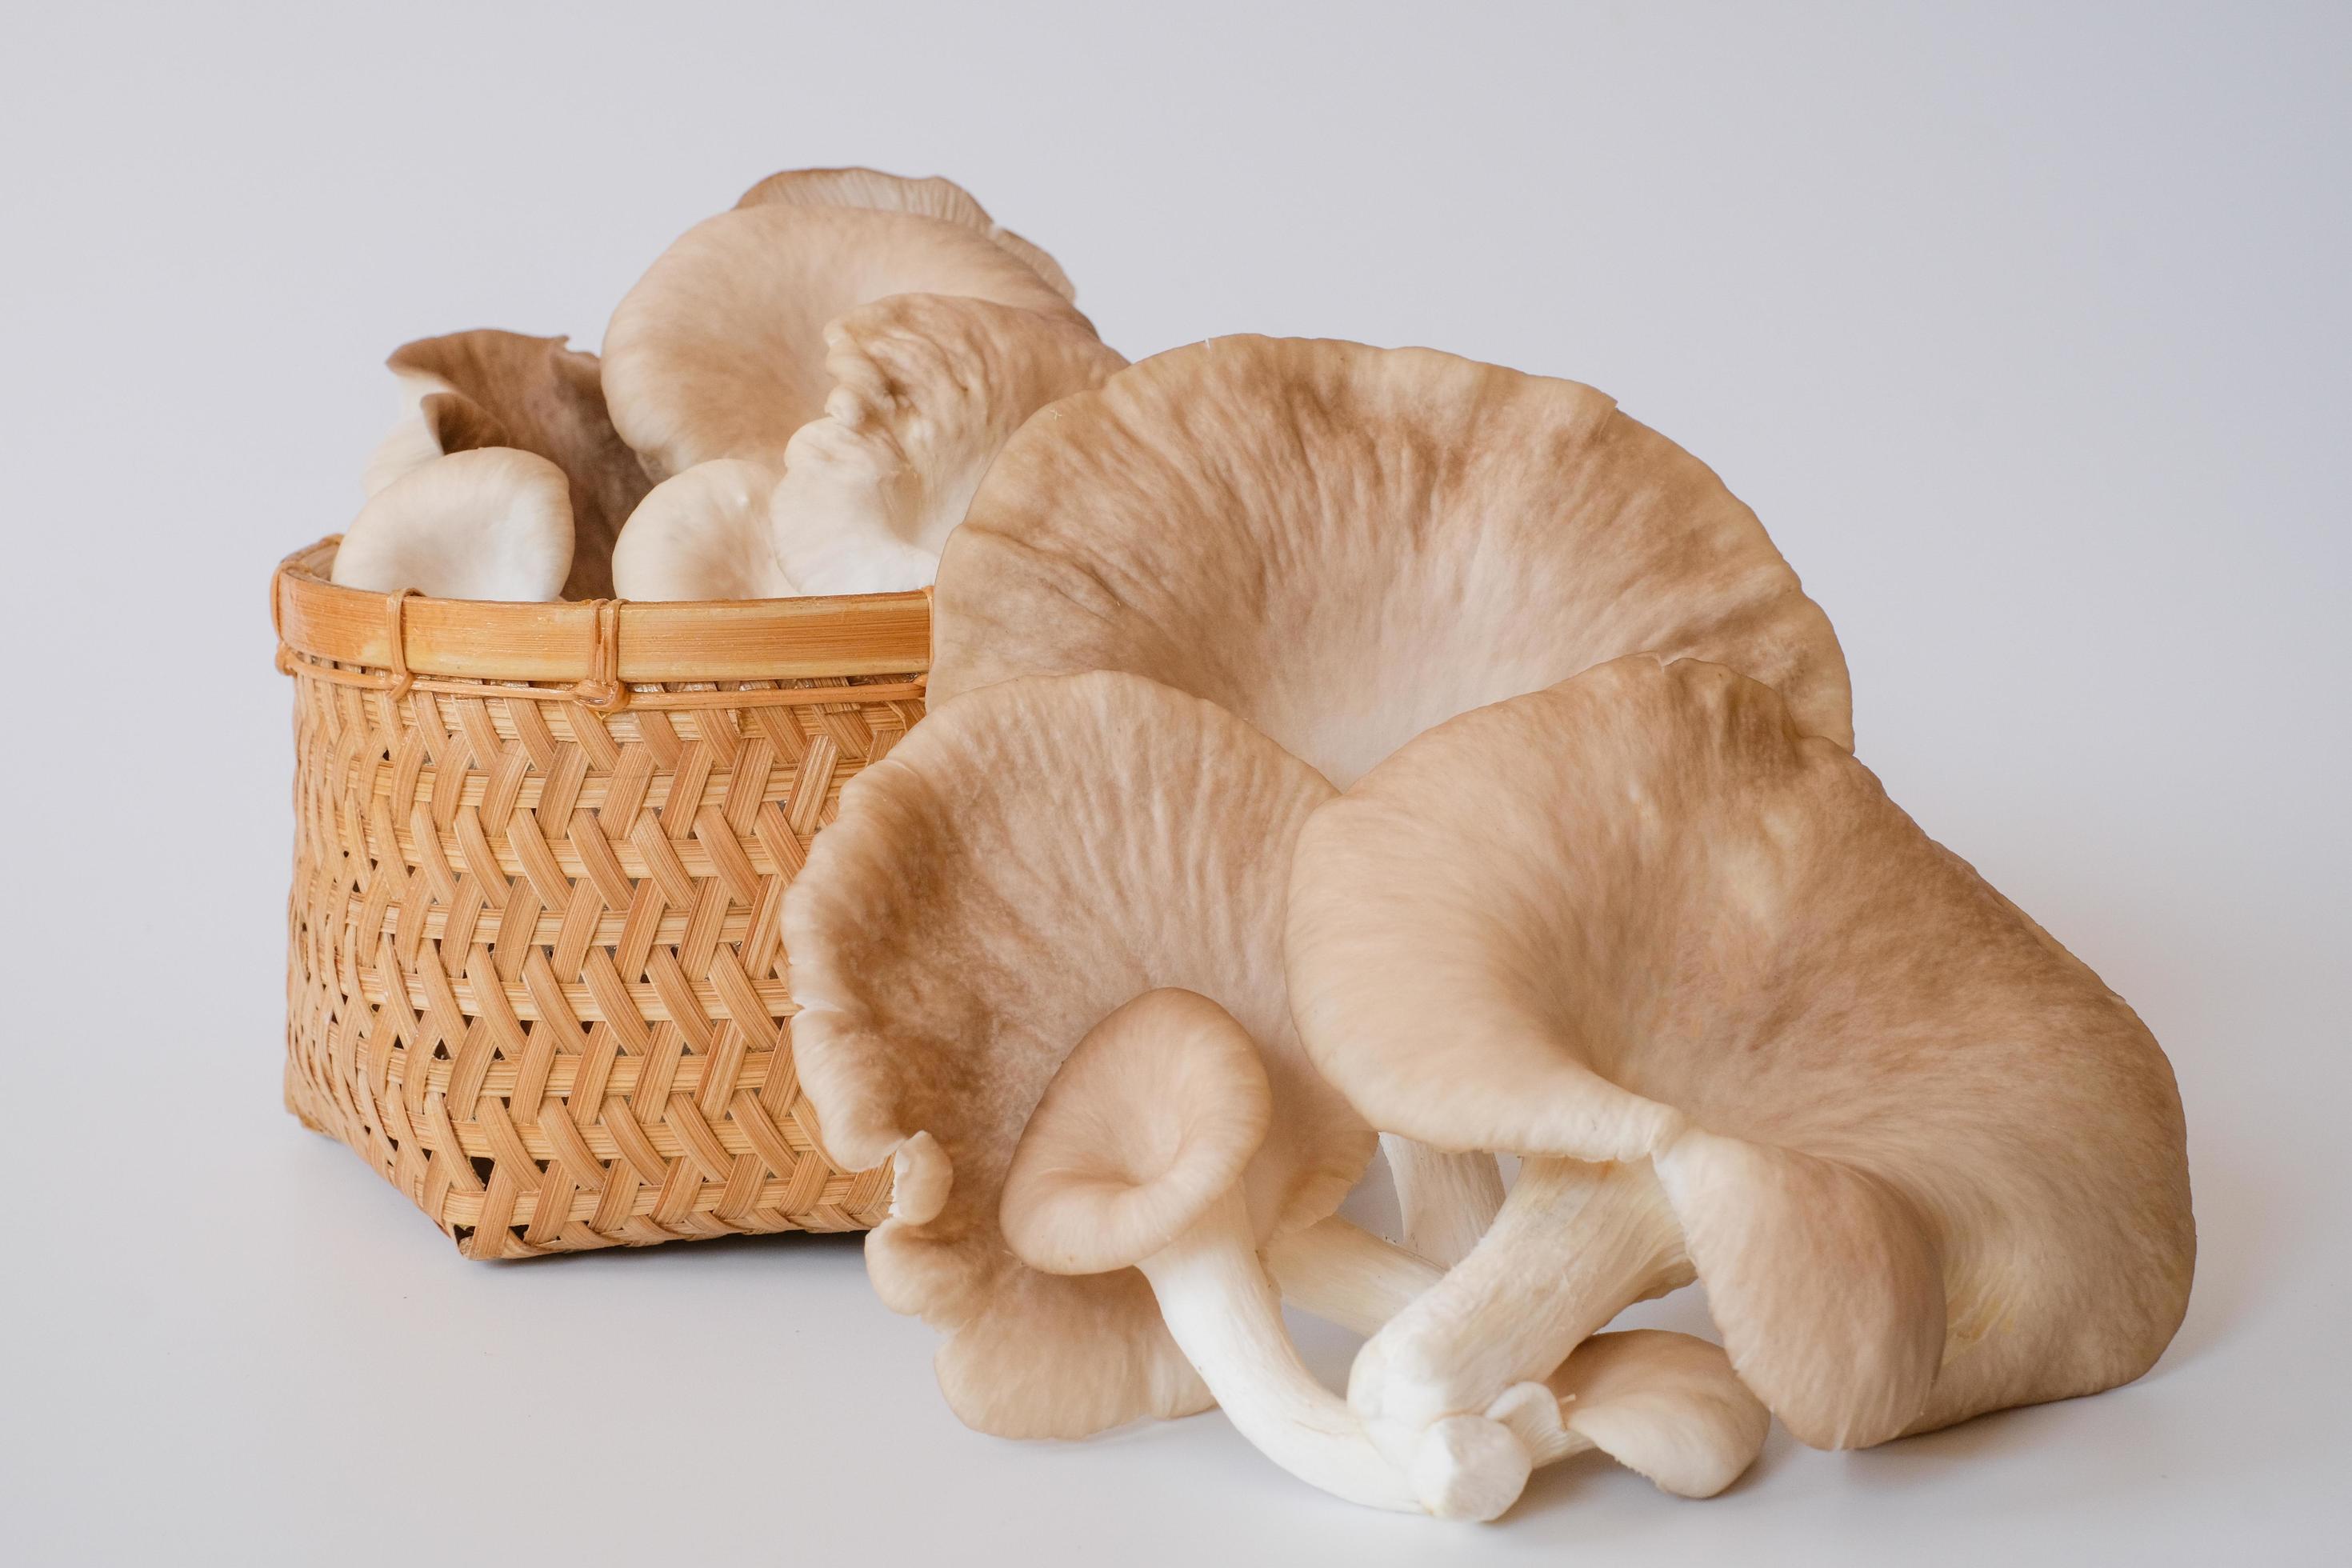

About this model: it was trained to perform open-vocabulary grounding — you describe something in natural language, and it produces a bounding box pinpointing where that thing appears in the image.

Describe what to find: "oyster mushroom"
[606,459,793,601]
[1003,987,1759,1516]
[927,333,1851,1260]
[1000,989,1454,1514]
[330,446,571,601]
[358,330,648,598]
[766,294,1124,593]
[733,165,1078,302]
[602,188,1080,481]
[782,672,1372,1446]
[928,335,1852,778]
[1489,1330,1770,1501]
[1286,654,2194,1478]
[602,170,1114,598]
[1263,1221,1767,1502]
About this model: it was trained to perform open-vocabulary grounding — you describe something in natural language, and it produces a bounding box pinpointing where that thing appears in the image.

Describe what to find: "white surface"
[2,3,2346,1562]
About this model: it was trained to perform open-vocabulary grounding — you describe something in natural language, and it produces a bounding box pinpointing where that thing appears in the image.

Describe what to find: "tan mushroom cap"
[1002,990,1274,1276]
[331,447,573,601]
[362,330,649,598]
[930,335,1852,788]
[1287,655,2195,1446]
[1505,1330,1770,1499]
[784,671,1372,1439]
[735,166,1078,303]
[607,459,794,601]
[602,202,1086,483]
[767,293,1127,594]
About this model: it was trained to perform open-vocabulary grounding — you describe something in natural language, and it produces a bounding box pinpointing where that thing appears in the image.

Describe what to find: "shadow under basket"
[271,539,922,1257]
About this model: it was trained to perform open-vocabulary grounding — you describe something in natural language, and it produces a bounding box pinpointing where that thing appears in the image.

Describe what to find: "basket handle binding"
[570,598,630,714]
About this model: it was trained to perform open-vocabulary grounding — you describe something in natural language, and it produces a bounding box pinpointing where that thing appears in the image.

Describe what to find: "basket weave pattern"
[274,544,922,1257]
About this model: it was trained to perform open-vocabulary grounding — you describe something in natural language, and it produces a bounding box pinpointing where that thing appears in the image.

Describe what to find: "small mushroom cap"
[362,379,516,498]
[1543,1330,1769,1498]
[362,369,459,499]
[1287,655,2194,1448]
[734,166,1078,302]
[330,447,573,601]
[602,202,1083,482]
[607,459,794,601]
[767,293,1126,594]
[1002,990,1273,1275]
[785,671,1371,1438]
[362,330,649,598]
[930,335,1851,786]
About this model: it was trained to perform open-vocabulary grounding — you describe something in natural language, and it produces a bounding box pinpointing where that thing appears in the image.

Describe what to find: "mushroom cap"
[1541,1330,1769,1498]
[929,335,1851,786]
[1286,654,2195,1447]
[1001,989,1274,1275]
[361,367,457,499]
[361,378,508,498]
[767,293,1126,594]
[734,166,1078,302]
[785,671,1371,1438]
[363,330,649,598]
[607,459,794,601]
[602,202,1084,482]
[330,447,573,601]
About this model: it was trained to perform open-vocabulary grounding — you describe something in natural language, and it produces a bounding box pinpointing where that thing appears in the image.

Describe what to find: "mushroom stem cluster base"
[1350,1157,1693,1484]
[1260,1213,1763,1512]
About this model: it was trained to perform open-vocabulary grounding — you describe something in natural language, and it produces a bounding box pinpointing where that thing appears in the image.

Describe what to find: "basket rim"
[272,537,932,683]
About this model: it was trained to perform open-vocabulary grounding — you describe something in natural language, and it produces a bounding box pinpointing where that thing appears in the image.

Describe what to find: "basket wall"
[282,643,918,1258]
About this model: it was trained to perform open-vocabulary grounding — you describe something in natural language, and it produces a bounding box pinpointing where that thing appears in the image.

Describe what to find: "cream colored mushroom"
[606,460,794,601]
[766,294,1124,593]
[1487,1331,1770,1501]
[1002,989,1486,1515]
[359,330,647,598]
[1265,1220,1767,1502]
[928,334,1851,1262]
[734,165,1077,302]
[602,170,1114,599]
[602,179,1086,480]
[330,447,572,601]
[1285,654,2194,1484]
[1006,990,1754,1518]
[361,371,480,497]
[782,671,1372,1446]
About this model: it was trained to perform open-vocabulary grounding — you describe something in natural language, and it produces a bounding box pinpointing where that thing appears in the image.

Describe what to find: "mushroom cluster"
[333,168,1118,601]
[787,335,2194,1517]
[340,170,2194,1522]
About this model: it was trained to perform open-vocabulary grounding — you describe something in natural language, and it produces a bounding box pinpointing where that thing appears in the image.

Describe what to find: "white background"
[3,3,2346,1563]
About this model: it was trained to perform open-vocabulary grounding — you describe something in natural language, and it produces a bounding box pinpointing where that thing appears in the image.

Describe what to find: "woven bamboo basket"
[271,538,922,1257]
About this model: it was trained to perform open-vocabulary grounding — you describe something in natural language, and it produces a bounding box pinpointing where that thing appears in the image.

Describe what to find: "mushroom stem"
[1268,1213,1761,1508]
[1350,1157,1694,1478]
[1135,1187,1423,1512]
[997,986,1535,1518]
[1265,1216,1440,1336]
[1381,1135,1506,1266]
